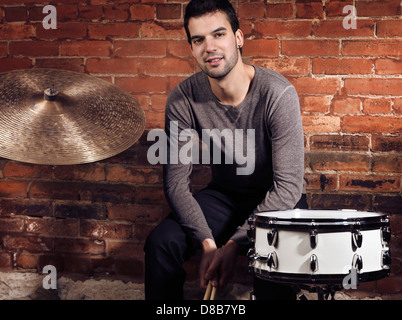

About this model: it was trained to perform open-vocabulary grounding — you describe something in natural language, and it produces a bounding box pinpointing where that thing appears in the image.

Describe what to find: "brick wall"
[0,1,400,295]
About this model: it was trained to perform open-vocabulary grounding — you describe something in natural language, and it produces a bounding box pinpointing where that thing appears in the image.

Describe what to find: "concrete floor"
[0,272,400,300]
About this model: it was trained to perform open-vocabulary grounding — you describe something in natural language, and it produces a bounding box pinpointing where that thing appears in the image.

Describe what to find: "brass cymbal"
[0,68,146,165]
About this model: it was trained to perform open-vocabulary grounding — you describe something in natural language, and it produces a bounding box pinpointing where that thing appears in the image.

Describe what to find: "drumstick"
[203,281,217,300]
[203,281,212,300]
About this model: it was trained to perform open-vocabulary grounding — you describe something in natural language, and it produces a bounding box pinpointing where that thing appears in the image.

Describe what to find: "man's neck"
[208,62,255,107]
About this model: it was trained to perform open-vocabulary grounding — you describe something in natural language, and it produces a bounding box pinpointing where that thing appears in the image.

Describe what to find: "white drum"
[247,209,391,285]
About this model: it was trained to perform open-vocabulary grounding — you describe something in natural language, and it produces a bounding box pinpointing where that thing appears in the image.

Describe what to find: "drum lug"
[352,230,363,250]
[247,214,256,243]
[267,229,278,247]
[381,226,391,246]
[267,251,278,269]
[247,248,255,273]
[310,254,318,273]
[352,254,363,271]
[382,249,391,269]
[309,230,317,249]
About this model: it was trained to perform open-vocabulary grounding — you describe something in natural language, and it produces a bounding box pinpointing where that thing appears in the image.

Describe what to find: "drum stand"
[294,284,341,300]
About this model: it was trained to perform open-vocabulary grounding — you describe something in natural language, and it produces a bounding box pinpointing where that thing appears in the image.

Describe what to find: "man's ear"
[235,29,244,49]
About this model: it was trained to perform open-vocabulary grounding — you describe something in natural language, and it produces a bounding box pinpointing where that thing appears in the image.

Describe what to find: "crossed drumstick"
[203,281,217,300]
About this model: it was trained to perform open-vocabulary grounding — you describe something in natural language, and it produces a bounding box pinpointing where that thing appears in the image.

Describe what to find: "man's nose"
[205,37,217,52]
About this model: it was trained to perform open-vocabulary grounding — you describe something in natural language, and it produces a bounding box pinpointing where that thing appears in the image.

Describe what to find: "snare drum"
[247,209,391,285]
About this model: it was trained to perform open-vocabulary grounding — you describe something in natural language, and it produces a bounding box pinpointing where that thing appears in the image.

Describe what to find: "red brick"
[355,0,401,17]
[342,39,402,56]
[0,217,25,233]
[133,186,166,205]
[313,58,372,75]
[296,1,324,19]
[265,3,294,18]
[54,238,105,254]
[80,183,133,203]
[310,134,369,151]
[115,76,167,93]
[373,195,402,215]
[104,4,130,20]
[141,22,186,39]
[304,173,337,191]
[86,58,138,74]
[0,252,12,270]
[301,95,331,113]
[9,41,59,56]
[372,155,402,173]
[344,78,402,96]
[80,220,133,239]
[107,204,161,223]
[129,4,155,21]
[238,2,266,19]
[0,24,35,39]
[4,6,27,22]
[88,22,140,39]
[139,57,195,75]
[314,20,375,37]
[1,199,52,217]
[151,94,167,112]
[307,152,370,172]
[372,135,402,152]
[301,116,341,133]
[339,174,400,192]
[107,166,162,184]
[15,251,37,269]
[29,181,81,200]
[254,58,310,75]
[254,21,312,38]
[78,5,103,21]
[377,20,402,37]
[114,40,166,57]
[26,217,78,237]
[332,97,361,115]
[375,59,402,75]
[289,77,340,95]
[2,235,52,252]
[363,98,392,114]
[395,98,402,114]
[114,259,143,278]
[310,193,372,211]
[107,240,144,259]
[61,40,112,56]
[53,5,79,21]
[282,40,339,56]
[167,40,191,57]
[156,4,182,20]
[0,181,28,198]
[325,0,354,17]
[342,116,402,134]
[54,164,106,181]
[35,58,84,72]
[0,57,32,71]
[2,162,53,179]
[54,203,107,220]
[36,22,87,39]
[243,39,279,57]
[0,42,7,56]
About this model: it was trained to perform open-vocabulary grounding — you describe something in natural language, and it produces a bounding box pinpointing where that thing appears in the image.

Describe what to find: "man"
[144,0,306,300]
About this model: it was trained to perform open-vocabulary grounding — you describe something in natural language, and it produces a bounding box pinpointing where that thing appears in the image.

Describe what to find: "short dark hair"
[184,0,240,44]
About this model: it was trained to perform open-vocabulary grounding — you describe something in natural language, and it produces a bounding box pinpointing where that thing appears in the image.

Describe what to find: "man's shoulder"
[254,65,293,89]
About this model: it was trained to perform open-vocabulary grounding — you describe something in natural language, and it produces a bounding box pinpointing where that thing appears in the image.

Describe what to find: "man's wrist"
[201,238,217,251]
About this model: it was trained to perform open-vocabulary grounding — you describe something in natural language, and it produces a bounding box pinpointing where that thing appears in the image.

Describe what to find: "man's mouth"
[206,57,223,65]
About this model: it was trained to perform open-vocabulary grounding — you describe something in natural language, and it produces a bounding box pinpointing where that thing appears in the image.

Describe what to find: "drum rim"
[253,268,390,285]
[254,209,389,231]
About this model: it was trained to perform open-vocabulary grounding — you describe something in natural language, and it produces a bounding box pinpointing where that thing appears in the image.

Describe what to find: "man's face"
[188,11,243,80]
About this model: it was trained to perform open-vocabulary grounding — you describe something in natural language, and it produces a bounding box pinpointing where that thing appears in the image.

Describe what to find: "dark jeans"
[144,185,308,300]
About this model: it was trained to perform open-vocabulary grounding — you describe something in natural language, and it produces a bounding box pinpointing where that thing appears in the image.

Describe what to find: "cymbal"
[0,68,146,165]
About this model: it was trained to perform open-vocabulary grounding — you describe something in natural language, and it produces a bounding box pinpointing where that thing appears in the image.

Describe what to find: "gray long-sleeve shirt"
[163,65,304,245]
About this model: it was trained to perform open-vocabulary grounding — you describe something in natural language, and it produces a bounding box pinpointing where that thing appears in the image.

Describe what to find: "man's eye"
[215,33,224,38]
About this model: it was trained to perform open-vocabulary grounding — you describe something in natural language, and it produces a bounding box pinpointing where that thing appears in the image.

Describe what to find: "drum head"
[255,209,389,232]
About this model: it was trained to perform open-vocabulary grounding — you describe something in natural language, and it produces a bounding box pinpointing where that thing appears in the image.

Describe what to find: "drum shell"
[251,210,390,285]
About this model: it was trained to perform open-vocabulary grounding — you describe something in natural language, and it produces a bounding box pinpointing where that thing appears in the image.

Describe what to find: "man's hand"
[199,238,217,289]
[200,239,239,291]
